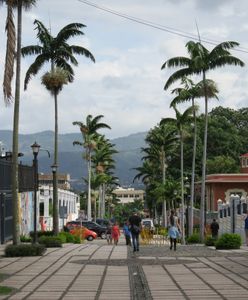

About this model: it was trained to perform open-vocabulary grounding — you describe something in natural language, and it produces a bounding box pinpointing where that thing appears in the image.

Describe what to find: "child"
[111,222,120,245]
[123,221,131,246]
[168,225,180,251]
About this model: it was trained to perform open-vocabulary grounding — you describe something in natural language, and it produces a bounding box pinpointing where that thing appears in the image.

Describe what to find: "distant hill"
[0,130,147,190]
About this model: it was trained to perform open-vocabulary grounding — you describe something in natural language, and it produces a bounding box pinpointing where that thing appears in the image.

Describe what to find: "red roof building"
[198,153,248,211]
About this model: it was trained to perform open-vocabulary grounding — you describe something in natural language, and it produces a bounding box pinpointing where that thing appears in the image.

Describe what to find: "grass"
[0,286,13,295]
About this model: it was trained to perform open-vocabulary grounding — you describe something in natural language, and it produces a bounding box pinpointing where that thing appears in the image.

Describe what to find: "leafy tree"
[207,156,239,174]
[162,40,244,240]
[22,19,95,234]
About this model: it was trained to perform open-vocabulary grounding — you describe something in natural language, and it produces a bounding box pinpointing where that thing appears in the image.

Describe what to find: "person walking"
[169,211,180,251]
[210,219,219,239]
[129,210,141,252]
[243,211,248,246]
[111,222,120,245]
[123,221,131,246]
[106,222,112,245]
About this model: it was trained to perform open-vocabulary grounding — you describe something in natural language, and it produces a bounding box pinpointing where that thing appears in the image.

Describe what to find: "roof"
[240,153,248,157]
[204,173,248,183]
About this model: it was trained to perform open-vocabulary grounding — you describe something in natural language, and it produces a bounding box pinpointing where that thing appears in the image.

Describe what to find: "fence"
[217,194,248,243]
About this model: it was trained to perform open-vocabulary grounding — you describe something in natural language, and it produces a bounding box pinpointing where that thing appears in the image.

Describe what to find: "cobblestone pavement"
[0,237,248,300]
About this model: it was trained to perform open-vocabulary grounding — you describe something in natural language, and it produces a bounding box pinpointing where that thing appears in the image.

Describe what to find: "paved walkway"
[0,237,248,300]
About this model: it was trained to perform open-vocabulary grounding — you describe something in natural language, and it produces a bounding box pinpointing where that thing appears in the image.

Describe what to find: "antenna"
[195,19,201,43]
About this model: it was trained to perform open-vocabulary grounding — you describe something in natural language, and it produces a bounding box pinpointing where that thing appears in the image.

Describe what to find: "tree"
[1,0,37,245]
[73,115,111,220]
[162,40,244,240]
[22,19,95,234]
[161,105,194,244]
[170,77,218,235]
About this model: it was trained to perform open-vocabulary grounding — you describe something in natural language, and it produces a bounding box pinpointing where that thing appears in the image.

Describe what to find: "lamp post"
[31,142,40,244]
[51,164,59,235]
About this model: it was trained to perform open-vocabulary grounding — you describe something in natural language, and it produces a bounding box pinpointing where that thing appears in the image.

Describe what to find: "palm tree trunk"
[102,183,106,217]
[53,92,59,235]
[87,150,92,220]
[98,185,101,218]
[161,148,167,227]
[180,129,185,245]
[189,98,197,236]
[200,71,208,241]
[11,1,22,245]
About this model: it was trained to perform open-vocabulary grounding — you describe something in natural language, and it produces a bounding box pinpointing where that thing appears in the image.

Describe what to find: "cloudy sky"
[1,0,248,139]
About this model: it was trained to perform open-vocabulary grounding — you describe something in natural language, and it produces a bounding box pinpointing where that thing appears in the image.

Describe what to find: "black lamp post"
[51,164,58,235]
[31,142,40,244]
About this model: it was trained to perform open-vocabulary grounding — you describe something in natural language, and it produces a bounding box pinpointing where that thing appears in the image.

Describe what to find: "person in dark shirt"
[129,210,141,252]
[210,219,219,238]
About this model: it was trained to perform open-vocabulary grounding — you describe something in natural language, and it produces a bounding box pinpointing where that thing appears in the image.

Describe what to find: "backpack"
[131,224,140,234]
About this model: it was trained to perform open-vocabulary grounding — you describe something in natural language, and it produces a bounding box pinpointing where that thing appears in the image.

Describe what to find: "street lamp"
[51,163,58,235]
[31,142,40,244]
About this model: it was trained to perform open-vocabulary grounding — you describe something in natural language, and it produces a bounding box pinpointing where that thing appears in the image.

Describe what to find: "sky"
[1,0,248,139]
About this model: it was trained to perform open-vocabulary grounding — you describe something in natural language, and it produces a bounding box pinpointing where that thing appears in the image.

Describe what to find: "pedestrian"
[168,212,180,251]
[123,221,131,246]
[210,219,219,239]
[129,209,141,252]
[111,222,120,245]
[106,222,112,245]
[243,211,248,246]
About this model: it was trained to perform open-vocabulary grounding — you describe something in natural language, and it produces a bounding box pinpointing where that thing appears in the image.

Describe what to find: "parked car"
[141,218,155,233]
[81,221,107,239]
[64,221,82,231]
[96,218,110,227]
[69,227,97,241]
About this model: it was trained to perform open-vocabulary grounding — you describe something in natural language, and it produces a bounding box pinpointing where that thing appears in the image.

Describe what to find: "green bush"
[38,236,62,247]
[215,233,241,249]
[58,231,75,243]
[0,286,14,295]
[30,231,54,238]
[20,235,32,243]
[73,235,82,244]
[186,233,201,244]
[205,236,216,246]
[5,244,46,257]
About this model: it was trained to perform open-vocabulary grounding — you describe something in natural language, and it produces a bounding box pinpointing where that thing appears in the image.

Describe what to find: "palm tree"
[1,0,37,245]
[161,105,194,244]
[73,115,111,220]
[170,77,218,235]
[22,19,95,234]
[162,40,244,240]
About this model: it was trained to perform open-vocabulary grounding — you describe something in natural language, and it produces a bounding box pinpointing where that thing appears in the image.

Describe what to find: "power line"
[77,0,248,54]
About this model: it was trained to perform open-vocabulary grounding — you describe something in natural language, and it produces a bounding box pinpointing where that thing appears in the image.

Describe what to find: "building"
[201,153,248,211]
[39,173,71,190]
[39,184,80,230]
[112,187,145,204]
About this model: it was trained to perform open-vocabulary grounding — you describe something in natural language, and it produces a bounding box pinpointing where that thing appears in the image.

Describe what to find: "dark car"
[96,218,110,227]
[81,221,107,239]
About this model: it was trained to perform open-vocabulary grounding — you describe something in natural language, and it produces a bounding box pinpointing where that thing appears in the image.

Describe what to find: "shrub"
[5,244,46,257]
[205,236,216,246]
[73,235,81,244]
[0,286,14,295]
[186,233,201,244]
[20,235,32,243]
[30,231,54,238]
[58,231,75,243]
[38,236,62,247]
[215,233,241,250]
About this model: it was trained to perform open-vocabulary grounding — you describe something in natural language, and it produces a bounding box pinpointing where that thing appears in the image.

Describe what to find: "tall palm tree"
[162,40,244,240]
[170,77,218,235]
[161,105,194,244]
[1,0,37,245]
[22,19,95,234]
[73,115,111,220]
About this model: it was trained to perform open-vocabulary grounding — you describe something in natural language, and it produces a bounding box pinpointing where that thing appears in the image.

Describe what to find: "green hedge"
[186,233,201,244]
[205,236,217,246]
[215,233,241,249]
[5,244,46,257]
[38,236,62,247]
[20,235,32,243]
[58,231,76,243]
[29,231,54,238]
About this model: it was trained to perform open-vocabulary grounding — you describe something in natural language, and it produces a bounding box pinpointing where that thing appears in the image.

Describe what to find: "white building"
[113,187,145,204]
[38,185,80,230]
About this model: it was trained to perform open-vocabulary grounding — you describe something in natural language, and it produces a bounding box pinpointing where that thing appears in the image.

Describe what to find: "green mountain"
[0,130,147,190]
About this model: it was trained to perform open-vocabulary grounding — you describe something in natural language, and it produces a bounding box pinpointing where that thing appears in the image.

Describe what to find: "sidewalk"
[0,236,248,300]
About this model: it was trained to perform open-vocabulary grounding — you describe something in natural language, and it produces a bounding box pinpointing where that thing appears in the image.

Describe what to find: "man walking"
[210,219,219,239]
[129,210,141,252]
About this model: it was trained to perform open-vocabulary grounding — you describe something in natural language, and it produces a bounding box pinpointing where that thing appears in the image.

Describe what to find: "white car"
[141,218,155,233]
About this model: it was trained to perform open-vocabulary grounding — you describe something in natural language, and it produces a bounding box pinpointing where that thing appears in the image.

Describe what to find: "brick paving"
[0,237,248,299]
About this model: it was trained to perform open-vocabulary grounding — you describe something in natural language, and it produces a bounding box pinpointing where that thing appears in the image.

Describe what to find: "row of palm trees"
[136,40,244,242]
[72,114,118,220]
[1,0,95,242]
